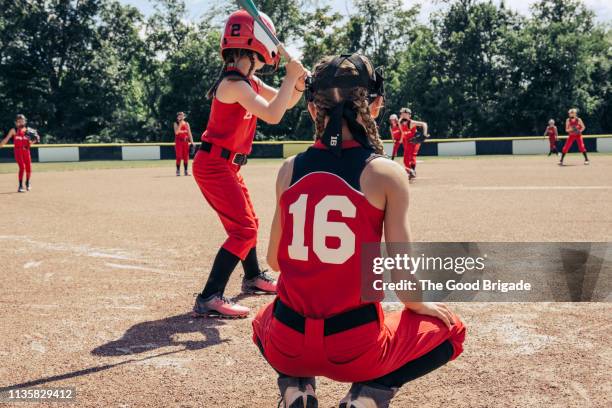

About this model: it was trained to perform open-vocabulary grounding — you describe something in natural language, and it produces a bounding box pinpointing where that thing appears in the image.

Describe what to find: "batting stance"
[253,54,465,408]
[0,114,39,192]
[559,108,589,166]
[191,10,307,318]
[544,119,559,156]
[388,114,402,160]
[174,112,194,176]
[399,108,428,180]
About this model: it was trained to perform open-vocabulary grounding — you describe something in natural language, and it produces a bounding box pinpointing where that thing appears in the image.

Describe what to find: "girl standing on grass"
[174,112,194,176]
[191,10,307,318]
[0,114,39,192]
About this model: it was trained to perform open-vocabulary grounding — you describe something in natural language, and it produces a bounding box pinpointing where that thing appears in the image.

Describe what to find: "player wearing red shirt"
[253,54,465,408]
[173,112,193,176]
[388,114,402,160]
[399,108,428,181]
[0,114,39,192]
[544,119,559,156]
[559,108,589,165]
[191,10,307,318]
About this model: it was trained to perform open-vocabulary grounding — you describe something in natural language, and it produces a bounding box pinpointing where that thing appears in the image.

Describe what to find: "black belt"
[273,299,378,337]
[199,141,248,166]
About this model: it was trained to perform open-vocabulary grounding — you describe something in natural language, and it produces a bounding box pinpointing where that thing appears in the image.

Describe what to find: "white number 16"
[287,194,356,264]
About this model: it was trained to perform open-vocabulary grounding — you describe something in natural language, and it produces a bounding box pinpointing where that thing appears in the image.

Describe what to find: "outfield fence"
[1,135,611,163]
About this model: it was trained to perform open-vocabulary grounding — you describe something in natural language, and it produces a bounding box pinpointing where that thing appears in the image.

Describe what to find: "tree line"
[0,0,610,142]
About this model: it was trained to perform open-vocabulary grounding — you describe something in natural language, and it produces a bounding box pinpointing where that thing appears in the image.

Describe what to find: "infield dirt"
[0,155,610,407]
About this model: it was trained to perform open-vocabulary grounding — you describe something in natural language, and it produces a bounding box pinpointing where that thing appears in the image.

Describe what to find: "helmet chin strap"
[321,100,372,157]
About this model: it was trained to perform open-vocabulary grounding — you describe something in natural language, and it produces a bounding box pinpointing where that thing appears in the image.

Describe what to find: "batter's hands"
[406,302,457,329]
[285,60,307,82]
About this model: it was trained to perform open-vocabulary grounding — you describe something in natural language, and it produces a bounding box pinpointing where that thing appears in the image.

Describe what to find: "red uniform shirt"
[546,126,557,140]
[568,118,583,136]
[175,122,190,142]
[390,124,402,141]
[13,127,29,149]
[202,73,261,155]
[400,120,416,141]
[276,141,384,318]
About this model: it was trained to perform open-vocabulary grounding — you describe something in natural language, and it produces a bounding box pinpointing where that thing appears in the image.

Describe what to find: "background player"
[253,54,465,408]
[559,108,589,166]
[544,119,559,156]
[174,111,194,176]
[399,107,428,181]
[191,10,307,318]
[0,114,39,192]
[389,113,402,160]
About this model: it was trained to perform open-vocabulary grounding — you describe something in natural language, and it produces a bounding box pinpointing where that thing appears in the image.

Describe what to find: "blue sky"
[121,0,612,23]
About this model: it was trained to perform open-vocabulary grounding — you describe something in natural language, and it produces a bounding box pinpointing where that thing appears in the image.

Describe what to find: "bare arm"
[173,122,179,136]
[0,129,15,148]
[579,119,586,132]
[565,119,571,133]
[266,156,295,272]
[255,74,306,109]
[412,120,428,136]
[187,123,194,144]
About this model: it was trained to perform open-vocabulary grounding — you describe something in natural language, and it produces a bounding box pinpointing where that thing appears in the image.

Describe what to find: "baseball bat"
[236,0,292,61]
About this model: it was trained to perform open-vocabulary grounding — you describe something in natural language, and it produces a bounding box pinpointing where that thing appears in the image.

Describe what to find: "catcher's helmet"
[221,9,280,67]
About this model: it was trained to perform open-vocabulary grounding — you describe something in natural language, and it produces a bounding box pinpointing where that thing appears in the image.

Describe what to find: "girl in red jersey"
[388,114,402,160]
[253,54,465,408]
[0,114,39,192]
[559,108,589,165]
[399,107,428,181]
[173,112,194,176]
[544,119,559,156]
[191,10,307,318]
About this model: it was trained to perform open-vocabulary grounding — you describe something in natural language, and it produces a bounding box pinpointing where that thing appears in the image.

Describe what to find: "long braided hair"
[206,49,257,99]
[311,55,384,155]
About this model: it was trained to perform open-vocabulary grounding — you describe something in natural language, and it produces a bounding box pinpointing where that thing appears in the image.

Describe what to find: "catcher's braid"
[312,56,384,155]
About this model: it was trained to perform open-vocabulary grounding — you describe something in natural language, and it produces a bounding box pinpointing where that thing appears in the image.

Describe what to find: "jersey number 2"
[288,194,356,264]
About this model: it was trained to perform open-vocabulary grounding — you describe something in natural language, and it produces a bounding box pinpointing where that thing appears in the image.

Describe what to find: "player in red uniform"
[252,54,465,408]
[0,114,39,192]
[388,114,402,160]
[399,108,428,181]
[559,108,589,166]
[174,112,194,176]
[191,10,307,318]
[544,119,559,156]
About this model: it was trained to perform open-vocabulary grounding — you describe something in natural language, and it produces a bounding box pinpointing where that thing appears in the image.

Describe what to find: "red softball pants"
[562,134,586,154]
[391,140,401,158]
[192,149,258,260]
[253,301,465,383]
[14,147,32,181]
[402,139,420,169]
[175,141,190,166]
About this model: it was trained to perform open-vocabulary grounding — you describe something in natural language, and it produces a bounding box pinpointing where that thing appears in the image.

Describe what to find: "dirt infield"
[0,155,611,407]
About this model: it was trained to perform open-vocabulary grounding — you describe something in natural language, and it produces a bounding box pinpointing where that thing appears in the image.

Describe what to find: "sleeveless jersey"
[390,124,402,141]
[400,120,416,141]
[546,126,557,138]
[202,71,261,155]
[175,122,189,142]
[276,140,385,319]
[13,127,28,149]
[568,118,582,136]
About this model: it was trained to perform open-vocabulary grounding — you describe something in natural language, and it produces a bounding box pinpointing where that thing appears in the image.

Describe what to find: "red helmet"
[221,9,280,67]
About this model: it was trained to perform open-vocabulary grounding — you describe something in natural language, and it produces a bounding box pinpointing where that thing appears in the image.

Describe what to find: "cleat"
[338,384,396,408]
[192,293,249,319]
[184,171,190,176]
[26,183,31,191]
[242,270,277,294]
[407,168,416,181]
[584,160,589,165]
[278,377,318,408]
[558,161,564,166]
[18,186,25,193]
[176,170,181,176]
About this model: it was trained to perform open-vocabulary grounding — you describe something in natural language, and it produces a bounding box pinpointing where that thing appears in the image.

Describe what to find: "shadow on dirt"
[0,313,226,391]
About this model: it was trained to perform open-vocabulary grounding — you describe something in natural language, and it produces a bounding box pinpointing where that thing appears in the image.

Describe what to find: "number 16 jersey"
[277,140,386,319]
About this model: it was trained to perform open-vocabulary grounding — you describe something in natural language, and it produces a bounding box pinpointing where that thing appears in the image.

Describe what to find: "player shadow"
[0,313,226,392]
[0,191,19,195]
[91,312,228,356]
